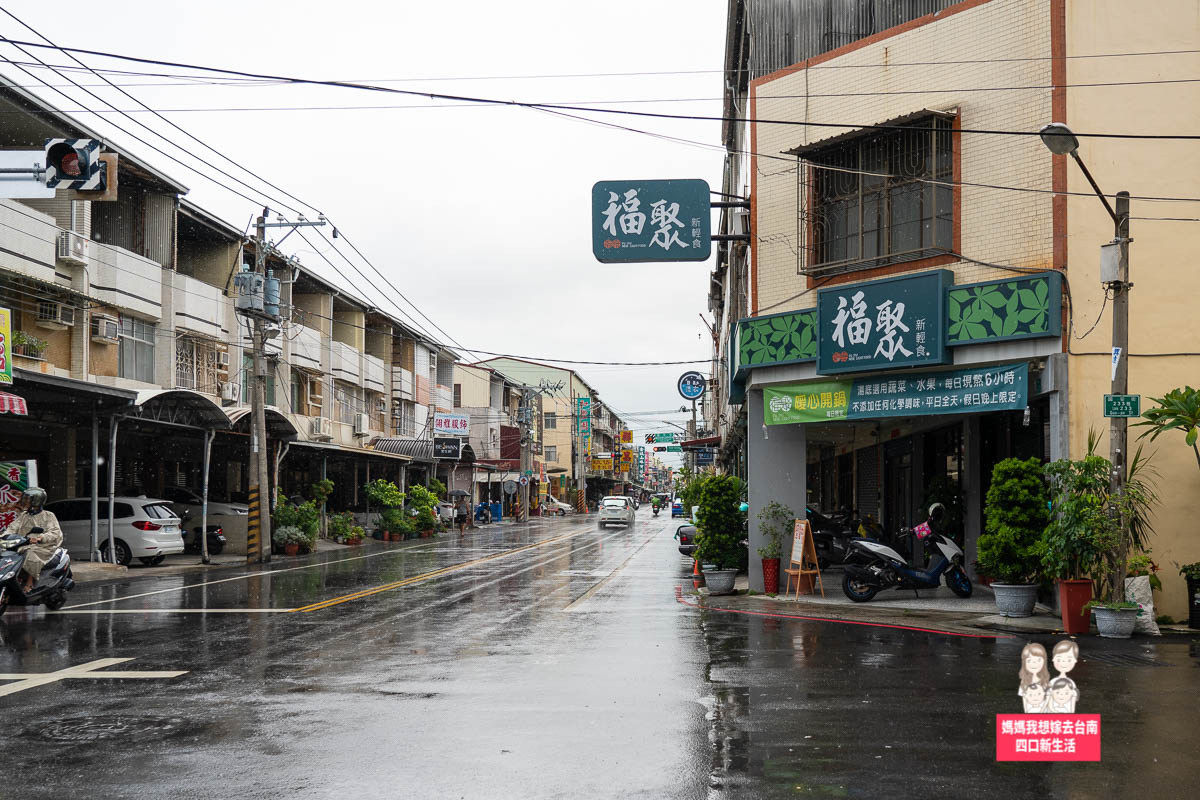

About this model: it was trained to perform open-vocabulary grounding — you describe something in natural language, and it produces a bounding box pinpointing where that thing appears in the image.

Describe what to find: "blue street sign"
[678,371,706,401]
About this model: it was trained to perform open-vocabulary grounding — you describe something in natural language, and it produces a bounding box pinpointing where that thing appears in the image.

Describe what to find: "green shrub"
[414,507,438,532]
[429,478,447,500]
[978,458,1049,584]
[328,512,356,540]
[1042,456,1120,592]
[363,479,405,508]
[693,475,747,570]
[273,492,319,542]
[380,507,409,534]
[407,484,438,512]
[310,478,335,505]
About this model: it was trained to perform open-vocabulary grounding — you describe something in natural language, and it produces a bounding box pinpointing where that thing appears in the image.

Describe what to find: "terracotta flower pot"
[284,543,300,556]
[761,557,780,594]
[1058,579,1093,634]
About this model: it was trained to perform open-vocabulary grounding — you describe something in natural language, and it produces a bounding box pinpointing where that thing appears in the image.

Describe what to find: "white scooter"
[840,504,973,602]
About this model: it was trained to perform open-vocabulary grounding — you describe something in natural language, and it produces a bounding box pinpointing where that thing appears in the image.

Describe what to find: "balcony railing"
[330,340,361,385]
[172,273,225,339]
[92,242,163,320]
[392,367,414,400]
[364,354,386,392]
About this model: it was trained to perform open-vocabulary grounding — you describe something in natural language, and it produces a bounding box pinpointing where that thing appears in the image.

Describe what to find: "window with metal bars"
[808,115,953,274]
[118,317,156,383]
[334,380,366,425]
[175,337,221,394]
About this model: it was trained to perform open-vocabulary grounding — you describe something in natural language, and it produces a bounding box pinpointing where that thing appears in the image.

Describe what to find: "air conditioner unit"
[311,416,333,440]
[220,382,241,404]
[353,413,370,436]
[90,314,119,343]
[216,350,231,369]
[376,397,387,413]
[36,300,75,329]
[56,230,89,266]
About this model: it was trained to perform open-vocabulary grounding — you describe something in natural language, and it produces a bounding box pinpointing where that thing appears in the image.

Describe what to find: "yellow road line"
[292,529,583,613]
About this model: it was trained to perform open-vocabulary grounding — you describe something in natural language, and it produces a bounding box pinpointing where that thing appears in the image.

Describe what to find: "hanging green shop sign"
[816,270,952,375]
[763,363,1028,426]
[592,179,711,263]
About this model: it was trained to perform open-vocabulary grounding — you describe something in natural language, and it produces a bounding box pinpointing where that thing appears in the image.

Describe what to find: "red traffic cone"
[692,559,701,577]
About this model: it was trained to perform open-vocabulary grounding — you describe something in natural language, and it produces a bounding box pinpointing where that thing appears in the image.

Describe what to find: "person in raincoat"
[2,488,63,592]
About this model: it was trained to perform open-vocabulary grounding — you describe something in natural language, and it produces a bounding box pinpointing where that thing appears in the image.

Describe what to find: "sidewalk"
[691,573,1190,637]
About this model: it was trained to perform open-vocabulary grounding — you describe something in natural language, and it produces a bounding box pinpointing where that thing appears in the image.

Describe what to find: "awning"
[783,108,955,159]
[128,389,231,430]
[0,391,27,416]
[290,439,413,462]
[679,435,721,451]
[225,406,299,440]
[369,437,433,462]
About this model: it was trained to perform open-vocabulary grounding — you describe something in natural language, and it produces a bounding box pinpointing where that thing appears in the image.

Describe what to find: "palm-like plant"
[1137,386,1200,472]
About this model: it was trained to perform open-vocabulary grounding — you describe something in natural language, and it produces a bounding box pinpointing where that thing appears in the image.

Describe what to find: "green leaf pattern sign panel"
[738,309,817,367]
[946,273,1062,344]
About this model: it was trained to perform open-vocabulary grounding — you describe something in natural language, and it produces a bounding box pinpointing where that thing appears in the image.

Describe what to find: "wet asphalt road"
[1,508,1198,799]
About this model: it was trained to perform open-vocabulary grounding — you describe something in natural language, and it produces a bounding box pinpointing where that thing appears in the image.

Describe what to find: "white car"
[44,496,186,567]
[598,496,635,528]
[545,498,573,516]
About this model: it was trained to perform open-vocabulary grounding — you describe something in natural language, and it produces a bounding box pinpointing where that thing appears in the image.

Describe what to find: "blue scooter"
[840,504,973,602]
[0,528,76,614]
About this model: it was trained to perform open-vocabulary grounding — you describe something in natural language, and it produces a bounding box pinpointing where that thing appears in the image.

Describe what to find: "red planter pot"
[762,558,780,594]
[283,543,300,556]
[1058,579,1093,634]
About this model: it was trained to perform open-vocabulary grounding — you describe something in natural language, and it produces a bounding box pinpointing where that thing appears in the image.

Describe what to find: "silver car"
[598,496,635,528]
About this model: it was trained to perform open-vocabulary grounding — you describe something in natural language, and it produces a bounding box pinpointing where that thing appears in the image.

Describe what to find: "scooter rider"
[2,488,63,593]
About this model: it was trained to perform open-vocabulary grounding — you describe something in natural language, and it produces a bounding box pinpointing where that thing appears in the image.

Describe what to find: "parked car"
[598,496,635,528]
[545,498,573,516]
[158,487,248,521]
[44,496,186,567]
[671,499,685,518]
[675,524,697,557]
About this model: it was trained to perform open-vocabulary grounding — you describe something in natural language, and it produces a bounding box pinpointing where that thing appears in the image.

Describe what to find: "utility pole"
[517,387,533,522]
[689,400,697,473]
[1110,191,1131,598]
[240,209,327,563]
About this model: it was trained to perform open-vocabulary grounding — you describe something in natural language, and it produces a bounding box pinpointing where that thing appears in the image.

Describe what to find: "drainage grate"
[1084,652,1171,668]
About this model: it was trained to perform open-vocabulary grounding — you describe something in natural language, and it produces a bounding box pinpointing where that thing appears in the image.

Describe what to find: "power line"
[3,38,1199,141]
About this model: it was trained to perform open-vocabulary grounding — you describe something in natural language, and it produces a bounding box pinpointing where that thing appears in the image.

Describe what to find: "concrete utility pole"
[243,209,327,563]
[517,387,533,522]
[689,400,697,472]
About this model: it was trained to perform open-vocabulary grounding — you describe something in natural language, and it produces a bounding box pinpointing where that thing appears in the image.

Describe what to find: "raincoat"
[3,510,64,577]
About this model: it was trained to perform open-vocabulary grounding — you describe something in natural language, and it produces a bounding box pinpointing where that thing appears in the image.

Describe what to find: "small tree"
[1042,456,1122,599]
[1137,386,1200,472]
[978,458,1049,584]
[693,475,747,570]
[756,501,794,559]
[311,478,334,539]
[429,478,448,501]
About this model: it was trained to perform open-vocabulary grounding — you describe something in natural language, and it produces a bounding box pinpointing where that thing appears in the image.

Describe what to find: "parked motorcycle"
[0,528,76,614]
[183,524,226,556]
[840,504,972,602]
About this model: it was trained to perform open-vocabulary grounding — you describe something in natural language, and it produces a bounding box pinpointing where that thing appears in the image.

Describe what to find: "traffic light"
[44,138,105,191]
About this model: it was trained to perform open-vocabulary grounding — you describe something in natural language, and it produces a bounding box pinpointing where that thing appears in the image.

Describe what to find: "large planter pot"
[704,568,738,596]
[1188,578,1200,629]
[283,543,300,556]
[761,558,780,595]
[1094,606,1139,638]
[1058,580,1093,634]
[991,583,1039,617]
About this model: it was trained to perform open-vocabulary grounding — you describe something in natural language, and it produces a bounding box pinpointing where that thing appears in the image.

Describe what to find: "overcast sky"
[1,0,728,466]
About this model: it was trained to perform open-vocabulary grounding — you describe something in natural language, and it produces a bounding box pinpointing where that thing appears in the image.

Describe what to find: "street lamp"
[1039,121,1132,599]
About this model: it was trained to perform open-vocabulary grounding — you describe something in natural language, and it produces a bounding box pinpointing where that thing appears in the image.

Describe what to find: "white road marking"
[562,527,662,612]
[0,658,187,697]
[48,609,293,615]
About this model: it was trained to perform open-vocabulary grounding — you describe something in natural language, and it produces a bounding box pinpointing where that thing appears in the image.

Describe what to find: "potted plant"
[273,524,304,556]
[407,485,439,537]
[1181,562,1200,629]
[12,330,47,359]
[756,501,793,595]
[1042,455,1117,633]
[693,475,746,595]
[978,458,1049,617]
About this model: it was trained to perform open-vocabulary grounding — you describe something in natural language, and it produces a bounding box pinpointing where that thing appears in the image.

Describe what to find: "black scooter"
[183,524,226,555]
[0,528,76,615]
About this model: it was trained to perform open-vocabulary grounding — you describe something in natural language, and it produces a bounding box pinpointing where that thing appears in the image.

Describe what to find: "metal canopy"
[782,108,955,159]
[369,437,434,462]
[290,439,413,462]
[128,389,231,430]
[225,406,299,440]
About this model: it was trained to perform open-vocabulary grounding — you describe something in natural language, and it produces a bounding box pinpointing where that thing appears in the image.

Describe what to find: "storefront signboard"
[433,413,469,436]
[0,307,12,385]
[432,437,461,460]
[817,270,952,375]
[764,364,1028,426]
[0,460,36,529]
[592,179,711,263]
[592,457,613,471]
